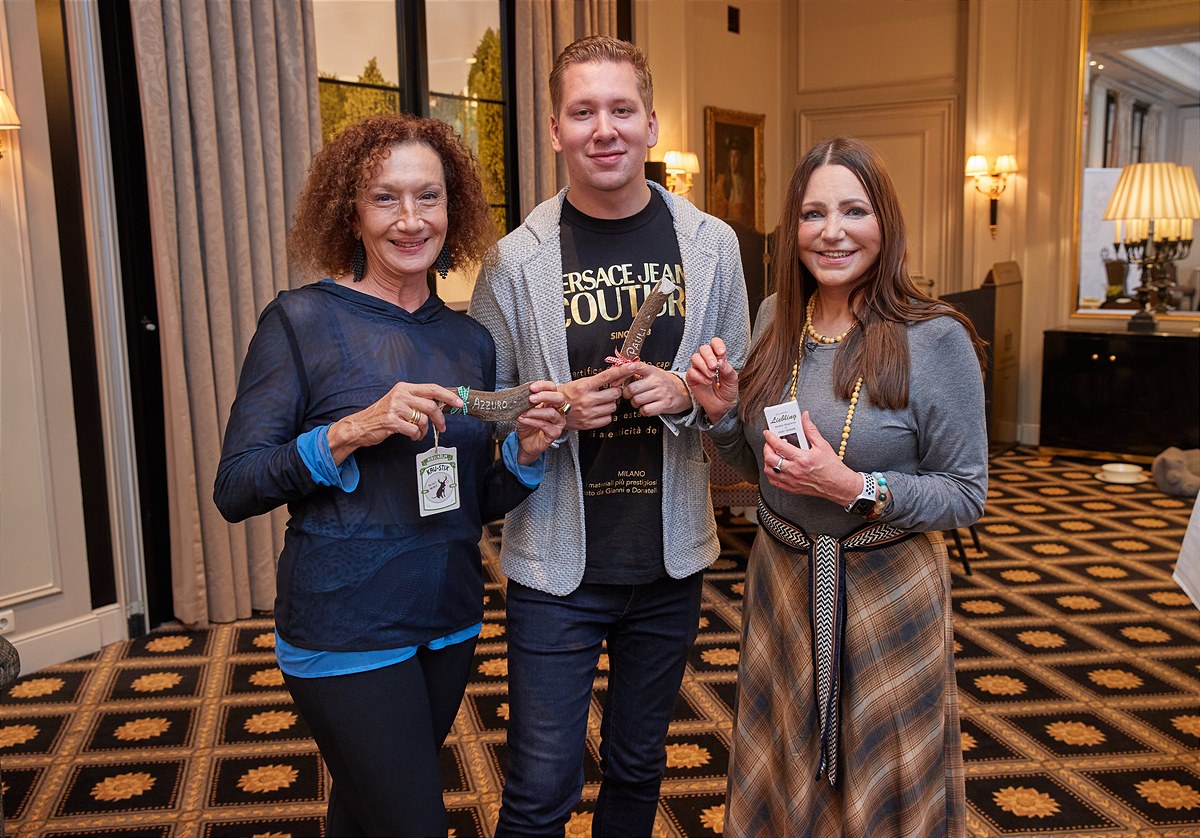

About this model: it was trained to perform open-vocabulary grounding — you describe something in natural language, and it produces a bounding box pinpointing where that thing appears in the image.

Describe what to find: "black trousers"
[283,638,477,837]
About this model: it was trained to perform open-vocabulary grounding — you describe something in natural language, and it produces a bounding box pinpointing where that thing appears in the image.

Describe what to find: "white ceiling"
[1089,40,1200,107]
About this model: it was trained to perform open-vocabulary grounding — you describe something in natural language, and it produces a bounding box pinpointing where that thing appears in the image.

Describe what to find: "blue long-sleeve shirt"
[214,281,536,652]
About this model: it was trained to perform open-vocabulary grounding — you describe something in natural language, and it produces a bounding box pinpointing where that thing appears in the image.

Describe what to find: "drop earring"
[351,237,366,283]
[434,243,452,280]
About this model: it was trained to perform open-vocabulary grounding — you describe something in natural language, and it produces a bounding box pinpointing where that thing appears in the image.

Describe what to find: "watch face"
[849,497,876,515]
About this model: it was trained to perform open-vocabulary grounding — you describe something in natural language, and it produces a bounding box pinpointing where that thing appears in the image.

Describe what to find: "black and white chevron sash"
[756,494,915,788]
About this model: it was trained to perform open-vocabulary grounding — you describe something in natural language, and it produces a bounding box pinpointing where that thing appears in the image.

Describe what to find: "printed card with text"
[763,400,809,449]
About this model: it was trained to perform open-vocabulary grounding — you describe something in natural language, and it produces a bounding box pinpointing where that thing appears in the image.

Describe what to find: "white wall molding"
[0,584,65,611]
[0,1,68,609]
[1019,422,1040,448]
[7,605,125,677]
[799,97,961,295]
[1,0,106,663]
[796,0,962,101]
[62,0,146,627]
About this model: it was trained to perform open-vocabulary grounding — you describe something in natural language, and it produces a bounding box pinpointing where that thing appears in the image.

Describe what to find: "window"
[312,0,515,234]
[426,2,509,231]
[1130,102,1149,163]
[1102,90,1117,166]
[313,2,402,145]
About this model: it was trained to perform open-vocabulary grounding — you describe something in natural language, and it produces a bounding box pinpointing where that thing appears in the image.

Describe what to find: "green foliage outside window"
[318,32,507,231]
[468,28,506,232]
[318,58,399,146]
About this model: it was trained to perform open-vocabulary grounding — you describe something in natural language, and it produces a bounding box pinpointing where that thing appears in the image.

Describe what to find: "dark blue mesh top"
[214,281,531,652]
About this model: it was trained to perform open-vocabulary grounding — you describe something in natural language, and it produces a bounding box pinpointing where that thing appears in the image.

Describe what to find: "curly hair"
[289,114,496,279]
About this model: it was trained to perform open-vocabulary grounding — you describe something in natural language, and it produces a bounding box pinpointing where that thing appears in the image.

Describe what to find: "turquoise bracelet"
[867,471,889,519]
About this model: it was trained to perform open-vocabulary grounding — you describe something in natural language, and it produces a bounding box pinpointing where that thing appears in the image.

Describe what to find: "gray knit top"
[469,181,751,595]
[707,295,988,538]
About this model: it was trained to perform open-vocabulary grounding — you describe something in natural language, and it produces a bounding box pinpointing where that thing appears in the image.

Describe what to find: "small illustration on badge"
[417,445,460,517]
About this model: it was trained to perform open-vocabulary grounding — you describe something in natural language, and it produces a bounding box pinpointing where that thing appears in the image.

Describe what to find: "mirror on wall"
[1076,2,1200,316]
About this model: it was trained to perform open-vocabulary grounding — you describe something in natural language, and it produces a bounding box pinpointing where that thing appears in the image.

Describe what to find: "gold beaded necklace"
[804,295,855,344]
[790,295,863,461]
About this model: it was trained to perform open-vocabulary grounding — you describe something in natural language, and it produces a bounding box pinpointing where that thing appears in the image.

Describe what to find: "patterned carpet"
[2,449,1198,836]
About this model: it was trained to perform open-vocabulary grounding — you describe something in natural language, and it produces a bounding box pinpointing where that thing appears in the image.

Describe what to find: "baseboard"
[1018,423,1040,447]
[7,604,127,676]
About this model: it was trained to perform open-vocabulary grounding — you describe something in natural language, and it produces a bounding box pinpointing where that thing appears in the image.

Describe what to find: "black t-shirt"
[561,192,685,584]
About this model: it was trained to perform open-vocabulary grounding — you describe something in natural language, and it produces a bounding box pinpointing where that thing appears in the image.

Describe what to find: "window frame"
[397,0,519,231]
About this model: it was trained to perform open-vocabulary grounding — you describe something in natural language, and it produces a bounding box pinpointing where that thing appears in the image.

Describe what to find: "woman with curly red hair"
[215,114,565,836]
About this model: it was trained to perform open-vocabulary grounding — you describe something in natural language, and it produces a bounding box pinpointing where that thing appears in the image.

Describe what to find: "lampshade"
[994,154,1018,175]
[965,155,989,177]
[0,90,19,129]
[1172,164,1200,219]
[1103,162,1188,221]
[663,150,699,175]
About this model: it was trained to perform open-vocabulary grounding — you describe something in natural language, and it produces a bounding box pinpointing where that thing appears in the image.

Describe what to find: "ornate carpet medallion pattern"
[2,450,1197,836]
[955,453,1199,836]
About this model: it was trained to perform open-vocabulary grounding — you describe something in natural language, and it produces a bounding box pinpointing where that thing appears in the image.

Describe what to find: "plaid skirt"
[725,529,965,837]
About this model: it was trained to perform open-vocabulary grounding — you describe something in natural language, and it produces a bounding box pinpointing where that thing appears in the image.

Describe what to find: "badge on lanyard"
[416,443,460,517]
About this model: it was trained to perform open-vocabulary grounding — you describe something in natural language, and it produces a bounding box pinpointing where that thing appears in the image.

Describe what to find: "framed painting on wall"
[705,107,765,232]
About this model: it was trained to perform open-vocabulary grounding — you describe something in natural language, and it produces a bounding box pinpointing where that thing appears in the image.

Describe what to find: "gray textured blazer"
[470,181,751,595]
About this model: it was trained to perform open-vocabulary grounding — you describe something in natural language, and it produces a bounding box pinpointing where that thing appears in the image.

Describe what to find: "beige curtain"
[515,0,619,215]
[129,0,321,625]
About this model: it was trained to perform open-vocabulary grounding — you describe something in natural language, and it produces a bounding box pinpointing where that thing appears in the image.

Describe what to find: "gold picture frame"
[705,106,765,232]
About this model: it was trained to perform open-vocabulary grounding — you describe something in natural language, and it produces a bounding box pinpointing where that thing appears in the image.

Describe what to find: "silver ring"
[773,455,785,473]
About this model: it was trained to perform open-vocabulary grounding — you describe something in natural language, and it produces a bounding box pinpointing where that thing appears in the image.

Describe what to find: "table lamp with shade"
[1103,162,1200,331]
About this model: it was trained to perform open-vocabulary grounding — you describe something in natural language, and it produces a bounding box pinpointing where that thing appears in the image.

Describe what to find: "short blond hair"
[549,35,654,116]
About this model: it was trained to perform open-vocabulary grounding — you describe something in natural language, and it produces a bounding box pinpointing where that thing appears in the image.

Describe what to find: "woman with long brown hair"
[686,137,987,836]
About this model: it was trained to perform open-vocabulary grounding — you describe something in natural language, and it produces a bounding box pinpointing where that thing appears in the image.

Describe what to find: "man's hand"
[622,361,692,417]
[558,365,632,430]
[515,381,568,464]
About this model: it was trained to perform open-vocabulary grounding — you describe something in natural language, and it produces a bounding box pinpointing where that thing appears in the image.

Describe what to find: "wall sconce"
[1103,161,1199,331]
[965,153,1018,239]
[0,89,20,159]
[663,150,699,197]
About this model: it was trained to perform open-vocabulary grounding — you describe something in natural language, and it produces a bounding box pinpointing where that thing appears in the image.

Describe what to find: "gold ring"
[408,408,422,424]
[557,402,572,416]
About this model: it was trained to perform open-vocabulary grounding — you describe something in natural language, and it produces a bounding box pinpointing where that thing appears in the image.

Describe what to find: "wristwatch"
[845,472,878,515]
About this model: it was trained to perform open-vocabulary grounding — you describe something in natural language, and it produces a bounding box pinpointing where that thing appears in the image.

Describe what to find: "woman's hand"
[622,361,692,417]
[327,382,463,464]
[515,380,568,464]
[685,337,738,423]
[762,413,863,505]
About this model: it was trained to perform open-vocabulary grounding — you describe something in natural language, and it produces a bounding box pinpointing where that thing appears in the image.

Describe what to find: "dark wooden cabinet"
[1039,327,1200,461]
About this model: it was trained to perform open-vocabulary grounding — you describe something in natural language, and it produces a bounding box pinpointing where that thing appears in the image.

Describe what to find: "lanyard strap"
[756,494,914,787]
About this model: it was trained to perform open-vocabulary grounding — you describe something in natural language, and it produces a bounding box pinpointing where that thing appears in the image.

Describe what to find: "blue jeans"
[496,572,704,837]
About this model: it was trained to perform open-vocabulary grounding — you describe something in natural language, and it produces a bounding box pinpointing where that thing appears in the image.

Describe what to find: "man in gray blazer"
[470,35,749,835]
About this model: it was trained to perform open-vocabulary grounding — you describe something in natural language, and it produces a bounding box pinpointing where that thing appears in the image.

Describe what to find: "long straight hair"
[738,137,986,422]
